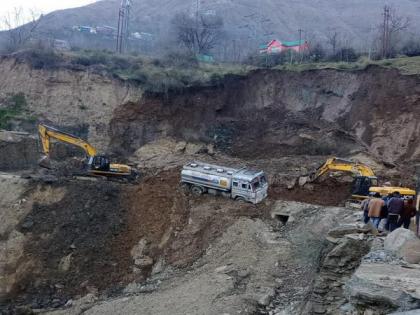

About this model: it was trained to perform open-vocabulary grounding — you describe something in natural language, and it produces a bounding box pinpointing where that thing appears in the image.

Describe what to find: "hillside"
[2,55,420,314]
[1,0,420,57]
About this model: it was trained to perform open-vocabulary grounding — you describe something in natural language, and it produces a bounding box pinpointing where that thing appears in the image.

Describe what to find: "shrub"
[162,52,199,68]
[401,40,420,57]
[0,93,28,129]
[330,48,360,63]
[71,51,109,67]
[16,48,62,70]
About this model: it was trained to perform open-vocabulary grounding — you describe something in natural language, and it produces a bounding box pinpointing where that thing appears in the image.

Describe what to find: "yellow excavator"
[38,123,138,181]
[303,157,415,200]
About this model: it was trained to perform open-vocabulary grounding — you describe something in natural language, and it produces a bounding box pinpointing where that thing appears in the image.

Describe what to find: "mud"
[270,178,352,206]
[1,169,267,312]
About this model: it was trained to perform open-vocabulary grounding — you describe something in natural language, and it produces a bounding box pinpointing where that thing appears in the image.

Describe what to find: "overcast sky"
[0,0,97,29]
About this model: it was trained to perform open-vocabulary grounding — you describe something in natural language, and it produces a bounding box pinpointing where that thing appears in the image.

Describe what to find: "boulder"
[345,262,420,313]
[185,143,205,155]
[400,240,420,264]
[384,228,418,257]
[328,225,372,238]
[134,256,153,267]
[58,253,72,272]
[389,310,420,315]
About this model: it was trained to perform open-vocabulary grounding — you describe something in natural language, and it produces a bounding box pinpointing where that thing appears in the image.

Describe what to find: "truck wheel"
[181,183,191,193]
[191,186,204,196]
[236,196,247,203]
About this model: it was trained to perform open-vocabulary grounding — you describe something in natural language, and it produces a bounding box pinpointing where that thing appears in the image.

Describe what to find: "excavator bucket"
[38,155,52,169]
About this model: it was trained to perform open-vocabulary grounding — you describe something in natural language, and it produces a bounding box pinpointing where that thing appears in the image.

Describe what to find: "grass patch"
[0,92,32,129]
[274,56,420,75]
[12,48,252,93]
[11,48,420,97]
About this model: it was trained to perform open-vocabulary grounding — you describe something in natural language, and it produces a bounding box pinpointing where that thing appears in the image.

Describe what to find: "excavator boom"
[310,157,375,181]
[38,124,97,158]
[303,157,415,200]
[37,123,138,181]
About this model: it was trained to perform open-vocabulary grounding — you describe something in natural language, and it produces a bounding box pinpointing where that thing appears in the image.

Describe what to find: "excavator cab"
[351,176,378,197]
[89,156,111,171]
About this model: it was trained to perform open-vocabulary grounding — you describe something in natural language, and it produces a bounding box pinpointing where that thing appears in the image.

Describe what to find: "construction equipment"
[302,157,415,200]
[38,123,138,181]
[181,161,268,204]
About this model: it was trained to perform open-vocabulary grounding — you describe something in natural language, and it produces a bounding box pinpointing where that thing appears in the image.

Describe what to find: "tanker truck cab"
[181,162,268,204]
[231,169,268,203]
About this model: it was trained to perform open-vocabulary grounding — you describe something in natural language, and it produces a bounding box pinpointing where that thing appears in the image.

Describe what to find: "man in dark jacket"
[387,191,404,232]
[398,198,416,229]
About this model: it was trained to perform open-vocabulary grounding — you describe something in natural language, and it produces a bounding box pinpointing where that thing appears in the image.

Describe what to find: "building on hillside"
[259,39,309,54]
[53,39,71,51]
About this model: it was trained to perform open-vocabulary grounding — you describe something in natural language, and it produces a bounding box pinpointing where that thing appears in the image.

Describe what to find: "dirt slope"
[110,66,420,168]
[0,57,141,151]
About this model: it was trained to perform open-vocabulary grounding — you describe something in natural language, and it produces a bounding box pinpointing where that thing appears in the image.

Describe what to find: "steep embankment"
[1,56,420,166]
[0,57,141,151]
[110,66,420,167]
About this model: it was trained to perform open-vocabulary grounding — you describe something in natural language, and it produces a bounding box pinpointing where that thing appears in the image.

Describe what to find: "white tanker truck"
[181,161,268,204]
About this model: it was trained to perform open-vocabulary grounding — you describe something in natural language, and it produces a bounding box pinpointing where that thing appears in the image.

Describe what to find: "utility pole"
[298,28,303,53]
[381,6,391,59]
[298,28,304,63]
[116,0,131,54]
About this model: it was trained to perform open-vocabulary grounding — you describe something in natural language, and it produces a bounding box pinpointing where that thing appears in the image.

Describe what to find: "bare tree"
[326,30,338,55]
[379,6,410,58]
[171,12,224,55]
[2,7,42,52]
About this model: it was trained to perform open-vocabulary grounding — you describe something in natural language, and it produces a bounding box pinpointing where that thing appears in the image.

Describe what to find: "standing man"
[398,198,416,229]
[368,193,385,229]
[361,194,372,224]
[387,191,404,232]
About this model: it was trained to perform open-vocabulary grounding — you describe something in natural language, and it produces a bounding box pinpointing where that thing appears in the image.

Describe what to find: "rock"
[400,239,420,264]
[257,288,275,306]
[304,183,314,191]
[215,265,228,273]
[328,225,371,238]
[64,299,73,307]
[385,228,417,248]
[390,310,420,315]
[298,176,309,186]
[134,256,153,267]
[345,262,420,313]
[21,218,34,229]
[174,141,187,152]
[286,178,297,190]
[185,143,205,155]
[323,238,370,270]
[151,258,165,275]
[206,143,215,155]
[131,238,148,261]
[40,175,58,184]
[313,305,326,314]
[58,253,72,272]
[384,228,418,256]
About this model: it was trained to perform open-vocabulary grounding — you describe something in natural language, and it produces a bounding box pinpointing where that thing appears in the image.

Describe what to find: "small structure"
[259,39,309,54]
[53,39,71,51]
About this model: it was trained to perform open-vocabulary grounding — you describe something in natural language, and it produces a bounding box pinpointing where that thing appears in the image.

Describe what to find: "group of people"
[362,191,417,232]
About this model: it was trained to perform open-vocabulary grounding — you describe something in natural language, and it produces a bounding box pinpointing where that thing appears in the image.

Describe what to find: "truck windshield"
[252,181,260,190]
[252,175,267,191]
[260,175,267,184]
